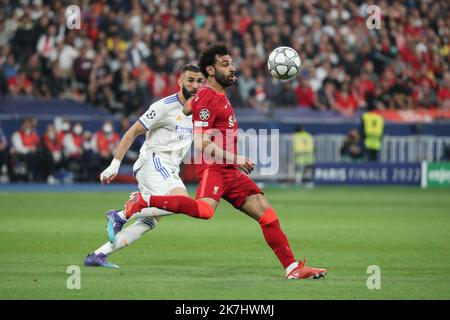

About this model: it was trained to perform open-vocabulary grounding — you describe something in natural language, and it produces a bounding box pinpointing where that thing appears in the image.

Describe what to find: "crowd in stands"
[0,0,449,118]
[0,117,142,183]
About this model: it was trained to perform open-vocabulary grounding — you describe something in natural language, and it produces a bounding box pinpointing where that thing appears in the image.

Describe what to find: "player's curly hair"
[198,43,230,78]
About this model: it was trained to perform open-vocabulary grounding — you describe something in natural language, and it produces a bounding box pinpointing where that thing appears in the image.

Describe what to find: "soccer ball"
[267,46,301,80]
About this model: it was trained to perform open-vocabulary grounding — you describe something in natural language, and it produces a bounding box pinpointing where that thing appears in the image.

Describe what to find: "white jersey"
[135,93,193,169]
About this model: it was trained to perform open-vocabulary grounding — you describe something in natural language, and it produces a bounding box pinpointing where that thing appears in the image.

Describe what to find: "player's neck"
[206,78,226,94]
[177,91,186,105]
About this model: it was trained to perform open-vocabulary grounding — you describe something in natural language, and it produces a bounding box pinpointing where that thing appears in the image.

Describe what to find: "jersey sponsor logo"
[175,125,193,134]
[175,125,193,140]
[199,108,210,120]
[146,109,156,120]
[194,121,208,127]
[213,186,219,195]
[175,125,193,141]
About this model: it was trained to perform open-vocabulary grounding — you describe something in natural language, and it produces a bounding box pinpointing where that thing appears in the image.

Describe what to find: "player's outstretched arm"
[193,132,254,174]
[100,121,147,184]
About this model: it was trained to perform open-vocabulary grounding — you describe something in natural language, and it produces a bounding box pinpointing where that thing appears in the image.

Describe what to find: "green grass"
[0,186,449,299]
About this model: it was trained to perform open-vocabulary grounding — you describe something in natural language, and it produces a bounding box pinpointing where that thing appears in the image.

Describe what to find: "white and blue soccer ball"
[267,46,302,80]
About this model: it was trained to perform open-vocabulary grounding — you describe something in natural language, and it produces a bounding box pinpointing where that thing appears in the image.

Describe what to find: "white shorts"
[132,153,186,196]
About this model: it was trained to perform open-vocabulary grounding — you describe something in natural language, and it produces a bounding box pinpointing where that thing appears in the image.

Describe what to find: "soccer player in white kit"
[84,64,204,268]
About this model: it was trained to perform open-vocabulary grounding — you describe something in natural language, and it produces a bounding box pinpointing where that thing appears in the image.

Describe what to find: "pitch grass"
[0,186,449,300]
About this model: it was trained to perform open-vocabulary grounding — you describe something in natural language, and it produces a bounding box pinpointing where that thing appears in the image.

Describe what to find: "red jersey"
[191,85,238,174]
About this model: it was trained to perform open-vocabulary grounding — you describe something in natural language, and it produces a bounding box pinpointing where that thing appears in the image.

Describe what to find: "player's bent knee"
[258,207,278,226]
[196,199,215,220]
[255,193,272,212]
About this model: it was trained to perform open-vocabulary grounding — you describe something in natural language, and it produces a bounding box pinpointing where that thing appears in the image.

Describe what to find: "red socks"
[258,208,296,269]
[149,195,214,219]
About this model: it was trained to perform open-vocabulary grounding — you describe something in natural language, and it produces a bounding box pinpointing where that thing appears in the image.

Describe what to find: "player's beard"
[214,69,236,88]
[182,85,196,100]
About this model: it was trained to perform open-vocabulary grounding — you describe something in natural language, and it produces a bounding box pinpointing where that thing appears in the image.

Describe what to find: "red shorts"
[195,166,263,208]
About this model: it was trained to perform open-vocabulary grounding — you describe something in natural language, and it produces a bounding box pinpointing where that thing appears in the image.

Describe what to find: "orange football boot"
[286,259,327,279]
[124,192,148,218]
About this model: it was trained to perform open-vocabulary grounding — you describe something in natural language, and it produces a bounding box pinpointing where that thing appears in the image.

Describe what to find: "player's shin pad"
[131,207,176,219]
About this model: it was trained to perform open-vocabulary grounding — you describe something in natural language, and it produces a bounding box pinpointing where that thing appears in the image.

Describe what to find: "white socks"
[95,218,157,256]
[285,261,299,276]
[117,210,127,221]
[133,207,176,218]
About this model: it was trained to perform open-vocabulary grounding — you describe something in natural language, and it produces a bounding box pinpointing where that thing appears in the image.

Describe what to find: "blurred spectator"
[73,45,94,91]
[0,0,448,114]
[340,129,363,162]
[62,122,84,159]
[10,118,40,181]
[293,126,314,187]
[36,23,58,64]
[0,67,8,96]
[57,119,71,147]
[415,80,438,109]
[437,72,450,110]
[88,53,116,110]
[46,65,64,98]
[0,121,8,179]
[10,12,37,65]
[317,80,336,110]
[93,120,120,171]
[130,61,154,105]
[61,122,85,182]
[295,78,319,110]
[81,130,98,182]
[276,81,298,108]
[127,35,150,69]
[388,78,413,110]
[238,65,256,104]
[334,84,358,116]
[361,104,384,162]
[41,123,62,184]
[248,73,270,111]
[1,53,18,80]
[8,71,32,96]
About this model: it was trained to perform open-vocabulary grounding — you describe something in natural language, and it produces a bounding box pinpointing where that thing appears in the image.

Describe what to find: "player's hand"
[237,155,255,175]
[100,159,121,184]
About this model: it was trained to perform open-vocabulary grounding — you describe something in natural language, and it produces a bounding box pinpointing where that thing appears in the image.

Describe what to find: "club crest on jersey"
[199,108,210,121]
[146,109,156,120]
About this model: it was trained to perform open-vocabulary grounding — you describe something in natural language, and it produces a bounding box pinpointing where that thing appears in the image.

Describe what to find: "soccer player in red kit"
[124,43,327,280]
